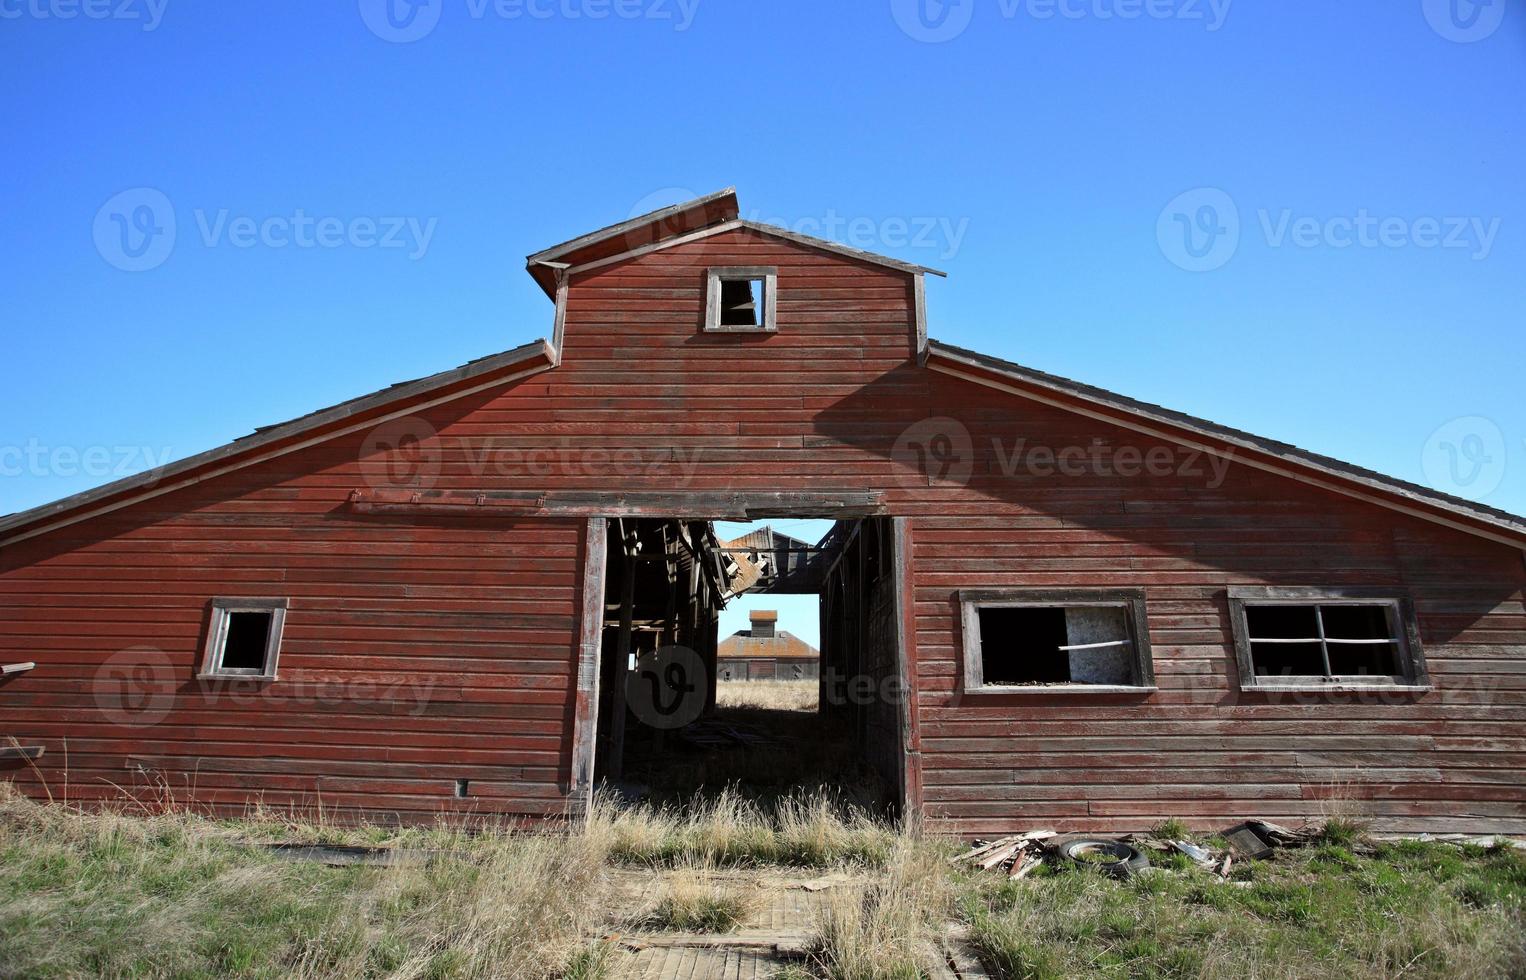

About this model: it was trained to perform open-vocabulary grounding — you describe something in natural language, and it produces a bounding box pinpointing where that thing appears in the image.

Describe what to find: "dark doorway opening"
[590,515,905,813]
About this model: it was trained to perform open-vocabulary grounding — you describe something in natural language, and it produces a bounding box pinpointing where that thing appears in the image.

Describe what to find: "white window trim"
[958,588,1156,695]
[704,266,778,333]
[198,597,288,681]
[1226,587,1430,692]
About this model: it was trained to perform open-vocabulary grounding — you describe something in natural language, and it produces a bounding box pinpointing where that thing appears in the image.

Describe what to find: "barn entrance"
[582,514,909,813]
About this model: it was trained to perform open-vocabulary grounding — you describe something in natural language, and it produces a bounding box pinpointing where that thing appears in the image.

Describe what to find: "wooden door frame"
[568,516,607,815]
[568,512,922,822]
[892,516,922,822]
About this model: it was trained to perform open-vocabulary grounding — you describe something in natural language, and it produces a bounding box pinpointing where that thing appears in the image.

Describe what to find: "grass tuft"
[586,788,897,869]
[1151,818,1191,841]
[1315,815,1370,848]
[631,857,758,933]
[807,835,952,980]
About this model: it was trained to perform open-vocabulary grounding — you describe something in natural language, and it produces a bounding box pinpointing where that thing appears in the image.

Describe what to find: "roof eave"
[525,188,741,299]
[0,338,556,546]
[925,340,1526,549]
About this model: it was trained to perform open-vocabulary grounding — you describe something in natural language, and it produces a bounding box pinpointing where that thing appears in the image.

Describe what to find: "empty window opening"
[454,779,471,799]
[960,590,1154,692]
[1243,602,1404,681]
[976,604,1135,686]
[221,613,273,671]
[705,267,777,332]
[199,598,287,680]
[720,277,763,327]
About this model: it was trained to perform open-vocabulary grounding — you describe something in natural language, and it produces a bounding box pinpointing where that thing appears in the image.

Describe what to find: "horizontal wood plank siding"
[0,507,585,822]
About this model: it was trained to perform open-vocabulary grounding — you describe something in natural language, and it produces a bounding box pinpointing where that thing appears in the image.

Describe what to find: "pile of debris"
[953,820,1322,881]
[950,830,1055,879]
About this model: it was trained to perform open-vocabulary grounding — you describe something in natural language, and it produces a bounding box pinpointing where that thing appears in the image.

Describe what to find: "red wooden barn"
[3,188,1524,834]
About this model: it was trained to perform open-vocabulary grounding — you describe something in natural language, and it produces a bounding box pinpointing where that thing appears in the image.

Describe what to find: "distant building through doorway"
[717,610,820,681]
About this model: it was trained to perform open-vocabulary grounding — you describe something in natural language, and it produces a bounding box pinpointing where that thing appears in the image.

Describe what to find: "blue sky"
[3,1,1523,544]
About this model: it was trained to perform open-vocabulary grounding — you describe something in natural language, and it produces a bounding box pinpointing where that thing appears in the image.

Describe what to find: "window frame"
[1226,586,1429,691]
[704,266,778,333]
[958,588,1156,694]
[198,597,289,681]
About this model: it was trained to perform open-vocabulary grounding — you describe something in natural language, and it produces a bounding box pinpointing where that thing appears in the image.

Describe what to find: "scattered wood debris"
[951,830,1056,877]
[955,820,1526,886]
[1376,833,1526,851]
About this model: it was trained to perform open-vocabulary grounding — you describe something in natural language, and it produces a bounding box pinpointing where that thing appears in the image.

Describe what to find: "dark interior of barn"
[592,516,905,812]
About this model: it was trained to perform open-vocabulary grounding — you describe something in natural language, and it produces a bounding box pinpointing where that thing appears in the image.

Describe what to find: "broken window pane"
[719,277,763,327]
[977,605,1134,686]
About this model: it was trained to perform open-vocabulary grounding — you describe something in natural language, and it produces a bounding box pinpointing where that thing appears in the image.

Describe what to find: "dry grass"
[586,787,898,868]
[0,783,612,979]
[6,780,1524,980]
[629,857,759,933]
[807,835,953,980]
[715,679,819,711]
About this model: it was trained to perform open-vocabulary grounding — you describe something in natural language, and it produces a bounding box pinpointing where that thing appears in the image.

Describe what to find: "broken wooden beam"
[1009,853,1044,879]
[0,746,44,762]
[1,663,36,677]
[978,841,1025,870]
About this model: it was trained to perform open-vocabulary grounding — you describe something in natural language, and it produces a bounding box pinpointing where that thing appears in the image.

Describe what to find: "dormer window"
[705,267,777,333]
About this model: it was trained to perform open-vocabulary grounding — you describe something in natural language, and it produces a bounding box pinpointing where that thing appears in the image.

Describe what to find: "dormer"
[524,188,946,365]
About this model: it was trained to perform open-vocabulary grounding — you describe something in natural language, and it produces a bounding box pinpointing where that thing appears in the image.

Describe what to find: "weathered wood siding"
[2,225,1522,831]
[0,447,587,821]
[909,375,1526,834]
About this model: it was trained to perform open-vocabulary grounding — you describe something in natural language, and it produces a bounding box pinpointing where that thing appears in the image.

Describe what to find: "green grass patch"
[959,837,1526,979]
